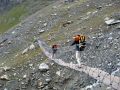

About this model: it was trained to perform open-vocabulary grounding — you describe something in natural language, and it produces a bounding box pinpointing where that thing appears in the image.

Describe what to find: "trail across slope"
[38,40,120,90]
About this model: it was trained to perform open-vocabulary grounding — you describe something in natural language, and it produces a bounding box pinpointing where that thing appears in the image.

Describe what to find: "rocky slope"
[0,0,23,12]
[0,0,57,33]
[0,0,120,90]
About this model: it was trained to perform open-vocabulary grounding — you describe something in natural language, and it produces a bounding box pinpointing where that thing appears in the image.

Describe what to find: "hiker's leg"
[52,49,57,58]
[71,41,76,46]
[76,51,81,65]
[75,44,80,51]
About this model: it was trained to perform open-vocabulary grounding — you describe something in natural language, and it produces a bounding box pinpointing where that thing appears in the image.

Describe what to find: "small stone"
[87,12,91,15]
[108,37,113,40]
[0,75,9,80]
[29,44,35,50]
[30,22,33,24]
[39,63,49,71]
[66,40,70,43]
[8,41,12,44]
[56,71,61,76]
[105,18,120,25]
[29,64,33,67]
[37,80,43,87]
[86,4,89,7]
[62,21,73,27]
[12,31,15,34]
[43,23,47,27]
[39,21,42,23]
[45,78,51,83]
[4,88,8,90]
[2,66,11,71]
[22,48,29,54]
[39,29,45,33]
[21,82,25,85]
[106,86,112,90]
[51,13,57,16]
[13,73,16,76]
[0,84,2,87]
[23,74,27,79]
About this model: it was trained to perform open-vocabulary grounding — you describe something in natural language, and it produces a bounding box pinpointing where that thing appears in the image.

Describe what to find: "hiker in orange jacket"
[71,34,86,51]
[71,34,86,65]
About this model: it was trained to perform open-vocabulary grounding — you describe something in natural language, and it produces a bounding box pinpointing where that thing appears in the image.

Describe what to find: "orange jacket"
[73,35,85,43]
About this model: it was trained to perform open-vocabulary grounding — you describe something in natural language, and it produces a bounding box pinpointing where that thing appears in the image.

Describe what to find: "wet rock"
[39,63,49,71]
[0,75,9,81]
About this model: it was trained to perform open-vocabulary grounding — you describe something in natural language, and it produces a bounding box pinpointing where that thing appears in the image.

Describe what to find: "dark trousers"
[52,48,57,57]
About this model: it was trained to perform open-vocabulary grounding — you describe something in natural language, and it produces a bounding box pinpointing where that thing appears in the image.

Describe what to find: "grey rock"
[38,29,45,33]
[0,75,9,81]
[39,63,49,71]
[37,80,44,88]
[23,74,27,79]
[4,88,8,90]
[29,44,35,50]
[105,19,120,25]
[45,78,51,83]
[22,48,29,54]
[1,66,11,71]
[56,71,61,76]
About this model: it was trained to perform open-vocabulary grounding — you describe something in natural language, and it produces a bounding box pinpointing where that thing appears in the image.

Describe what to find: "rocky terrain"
[0,0,22,12]
[0,0,57,33]
[0,0,120,90]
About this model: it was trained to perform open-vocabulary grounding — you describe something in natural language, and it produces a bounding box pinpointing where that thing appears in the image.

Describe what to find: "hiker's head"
[52,44,59,48]
[77,35,80,37]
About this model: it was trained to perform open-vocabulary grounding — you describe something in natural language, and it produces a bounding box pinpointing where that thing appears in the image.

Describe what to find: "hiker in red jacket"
[52,44,59,58]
